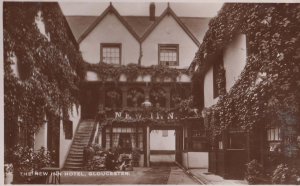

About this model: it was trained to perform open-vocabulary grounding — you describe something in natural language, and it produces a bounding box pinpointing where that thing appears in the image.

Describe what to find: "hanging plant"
[85,62,188,83]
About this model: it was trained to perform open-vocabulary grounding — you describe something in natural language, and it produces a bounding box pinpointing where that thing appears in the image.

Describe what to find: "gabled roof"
[65,16,97,41]
[65,4,211,45]
[179,17,210,43]
[140,6,201,47]
[123,16,157,38]
[77,3,140,43]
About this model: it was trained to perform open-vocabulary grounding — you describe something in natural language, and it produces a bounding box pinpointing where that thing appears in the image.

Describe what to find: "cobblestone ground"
[60,165,198,184]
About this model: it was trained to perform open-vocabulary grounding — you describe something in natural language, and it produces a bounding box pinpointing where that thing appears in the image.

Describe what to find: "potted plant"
[131,148,141,167]
[271,163,300,184]
[4,163,13,184]
[245,159,270,184]
[6,145,53,184]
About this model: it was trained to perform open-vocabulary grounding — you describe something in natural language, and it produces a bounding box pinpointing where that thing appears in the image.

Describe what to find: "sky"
[59,1,224,17]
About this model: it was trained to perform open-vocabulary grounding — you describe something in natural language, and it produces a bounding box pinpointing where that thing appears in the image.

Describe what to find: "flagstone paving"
[60,165,198,184]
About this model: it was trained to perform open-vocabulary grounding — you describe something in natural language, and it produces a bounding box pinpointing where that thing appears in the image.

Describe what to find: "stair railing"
[88,120,98,146]
[88,110,106,146]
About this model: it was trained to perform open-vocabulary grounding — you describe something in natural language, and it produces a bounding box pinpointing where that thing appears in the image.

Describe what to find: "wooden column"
[146,126,150,167]
[165,87,171,109]
[121,87,127,108]
[110,126,113,148]
[98,83,105,107]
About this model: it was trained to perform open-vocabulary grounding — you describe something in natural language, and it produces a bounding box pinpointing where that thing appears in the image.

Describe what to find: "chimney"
[149,2,155,21]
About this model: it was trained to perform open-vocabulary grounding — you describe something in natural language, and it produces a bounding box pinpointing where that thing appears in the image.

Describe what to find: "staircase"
[64,119,95,170]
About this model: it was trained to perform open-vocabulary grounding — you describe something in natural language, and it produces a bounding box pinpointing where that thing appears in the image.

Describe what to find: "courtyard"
[60,165,198,185]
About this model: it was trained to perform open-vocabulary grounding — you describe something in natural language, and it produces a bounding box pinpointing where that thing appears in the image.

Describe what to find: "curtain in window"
[130,134,137,149]
[112,133,120,148]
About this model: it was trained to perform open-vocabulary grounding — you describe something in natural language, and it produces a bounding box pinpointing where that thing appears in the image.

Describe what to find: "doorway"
[150,130,176,165]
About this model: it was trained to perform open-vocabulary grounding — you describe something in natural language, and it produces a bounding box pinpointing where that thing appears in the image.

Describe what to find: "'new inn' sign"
[114,111,177,120]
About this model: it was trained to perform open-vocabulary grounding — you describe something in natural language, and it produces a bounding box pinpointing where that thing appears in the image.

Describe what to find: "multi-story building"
[190,3,300,179]
[4,2,83,169]
[65,2,211,169]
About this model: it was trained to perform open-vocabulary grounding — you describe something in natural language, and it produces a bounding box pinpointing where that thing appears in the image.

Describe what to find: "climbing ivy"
[192,3,300,143]
[4,2,85,143]
[85,62,188,82]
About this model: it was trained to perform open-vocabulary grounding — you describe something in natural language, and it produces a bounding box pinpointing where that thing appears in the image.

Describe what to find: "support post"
[165,87,171,109]
[121,87,127,108]
[146,126,150,167]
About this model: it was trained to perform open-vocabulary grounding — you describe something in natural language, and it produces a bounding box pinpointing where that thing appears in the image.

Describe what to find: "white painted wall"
[80,13,140,65]
[85,71,191,83]
[142,15,198,68]
[9,52,19,78]
[34,121,47,151]
[150,130,175,150]
[223,34,247,91]
[203,34,247,108]
[59,105,81,168]
[35,10,50,41]
[182,152,208,169]
[150,154,175,163]
[86,71,98,81]
[203,66,219,108]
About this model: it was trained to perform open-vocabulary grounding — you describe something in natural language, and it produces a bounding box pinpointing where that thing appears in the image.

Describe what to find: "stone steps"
[64,120,95,170]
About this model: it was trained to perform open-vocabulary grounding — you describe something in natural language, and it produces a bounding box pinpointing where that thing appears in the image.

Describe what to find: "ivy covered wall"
[4,2,85,148]
[191,3,300,158]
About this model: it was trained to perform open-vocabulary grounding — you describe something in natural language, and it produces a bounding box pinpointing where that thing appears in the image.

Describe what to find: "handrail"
[93,122,99,143]
[88,111,106,146]
[88,119,98,146]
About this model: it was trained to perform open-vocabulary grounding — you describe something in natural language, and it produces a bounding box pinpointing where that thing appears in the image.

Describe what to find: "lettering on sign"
[114,112,177,120]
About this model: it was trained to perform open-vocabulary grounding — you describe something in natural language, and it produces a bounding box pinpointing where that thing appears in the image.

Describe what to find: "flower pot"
[4,172,13,184]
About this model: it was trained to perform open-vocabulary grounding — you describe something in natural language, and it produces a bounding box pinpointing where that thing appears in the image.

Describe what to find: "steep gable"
[141,6,201,47]
[65,16,97,41]
[77,4,140,43]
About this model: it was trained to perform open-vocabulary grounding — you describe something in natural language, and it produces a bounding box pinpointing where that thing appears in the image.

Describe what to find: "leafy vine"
[192,3,300,146]
[4,2,85,145]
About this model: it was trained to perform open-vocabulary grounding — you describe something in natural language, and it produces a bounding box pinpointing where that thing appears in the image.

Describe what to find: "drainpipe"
[138,43,143,66]
[187,148,189,169]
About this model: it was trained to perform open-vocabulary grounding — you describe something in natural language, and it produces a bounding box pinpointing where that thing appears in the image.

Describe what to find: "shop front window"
[105,127,143,153]
[267,127,282,152]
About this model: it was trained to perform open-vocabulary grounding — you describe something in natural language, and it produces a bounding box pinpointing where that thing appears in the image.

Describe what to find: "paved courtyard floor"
[60,165,198,184]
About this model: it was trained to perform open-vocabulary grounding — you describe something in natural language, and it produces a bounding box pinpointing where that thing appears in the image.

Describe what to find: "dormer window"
[100,43,121,65]
[159,44,179,66]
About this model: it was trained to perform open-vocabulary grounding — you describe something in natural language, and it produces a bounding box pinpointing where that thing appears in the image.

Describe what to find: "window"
[185,125,208,151]
[228,132,245,149]
[267,127,282,152]
[159,44,179,66]
[101,43,121,65]
[64,120,73,140]
[105,127,143,152]
[162,130,168,137]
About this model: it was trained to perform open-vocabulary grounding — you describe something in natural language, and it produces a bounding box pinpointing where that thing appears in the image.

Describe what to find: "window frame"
[104,127,143,151]
[266,127,282,152]
[158,44,179,66]
[64,120,73,140]
[100,43,122,65]
[184,125,208,152]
